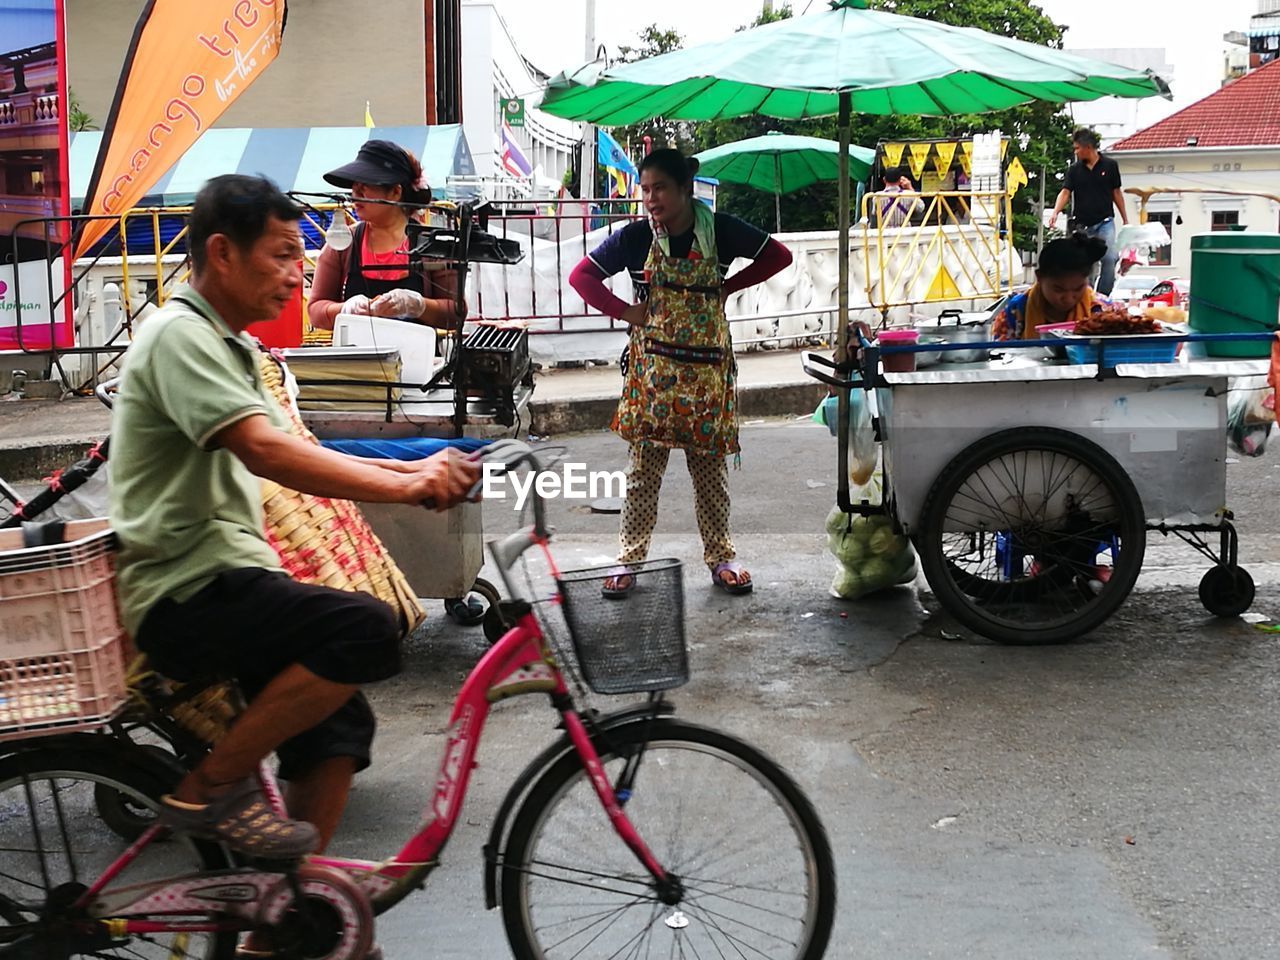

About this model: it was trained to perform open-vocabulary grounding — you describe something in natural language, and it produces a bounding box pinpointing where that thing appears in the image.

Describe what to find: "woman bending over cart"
[993,233,1108,340]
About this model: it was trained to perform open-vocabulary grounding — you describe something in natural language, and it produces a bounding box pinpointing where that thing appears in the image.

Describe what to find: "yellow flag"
[1000,138,1009,160]
[364,100,375,128]
[882,142,907,169]
[1005,156,1028,196]
[907,142,932,179]
[932,141,958,179]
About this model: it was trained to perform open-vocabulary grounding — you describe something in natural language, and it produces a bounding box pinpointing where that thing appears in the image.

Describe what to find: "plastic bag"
[824,501,918,600]
[1227,376,1275,458]
[38,471,110,522]
[812,391,878,485]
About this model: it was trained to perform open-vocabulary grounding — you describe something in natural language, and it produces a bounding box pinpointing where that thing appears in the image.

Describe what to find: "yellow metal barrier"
[861,189,1014,314]
[93,203,345,344]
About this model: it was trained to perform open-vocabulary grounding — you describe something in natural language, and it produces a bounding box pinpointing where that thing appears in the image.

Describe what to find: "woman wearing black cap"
[308,139,458,330]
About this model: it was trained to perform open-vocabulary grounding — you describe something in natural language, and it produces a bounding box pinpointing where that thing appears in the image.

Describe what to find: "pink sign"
[0,0,72,350]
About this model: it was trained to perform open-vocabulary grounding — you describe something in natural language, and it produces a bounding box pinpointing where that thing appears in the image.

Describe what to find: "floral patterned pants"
[618,443,735,569]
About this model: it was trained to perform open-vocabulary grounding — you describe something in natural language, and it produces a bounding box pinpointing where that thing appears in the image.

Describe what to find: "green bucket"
[1189,233,1280,357]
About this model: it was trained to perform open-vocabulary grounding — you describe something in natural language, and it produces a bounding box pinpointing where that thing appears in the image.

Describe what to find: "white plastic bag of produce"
[824,505,918,599]
[812,391,879,485]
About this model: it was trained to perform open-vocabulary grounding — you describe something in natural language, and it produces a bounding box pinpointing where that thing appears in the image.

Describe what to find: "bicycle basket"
[555,558,688,696]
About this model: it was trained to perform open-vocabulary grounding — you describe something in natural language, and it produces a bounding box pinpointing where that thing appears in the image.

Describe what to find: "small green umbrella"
[694,132,876,231]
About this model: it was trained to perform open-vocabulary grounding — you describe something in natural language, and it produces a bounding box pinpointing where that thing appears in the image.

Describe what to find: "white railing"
[0,94,59,125]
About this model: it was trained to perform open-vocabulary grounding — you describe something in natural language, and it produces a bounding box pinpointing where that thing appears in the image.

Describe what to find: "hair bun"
[686,157,700,177]
[1066,229,1107,265]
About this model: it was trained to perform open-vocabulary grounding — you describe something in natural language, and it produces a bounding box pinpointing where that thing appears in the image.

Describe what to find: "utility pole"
[1036,165,1046,254]
[580,0,597,202]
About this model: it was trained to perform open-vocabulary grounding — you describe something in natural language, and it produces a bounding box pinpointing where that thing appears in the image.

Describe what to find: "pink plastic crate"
[0,521,130,742]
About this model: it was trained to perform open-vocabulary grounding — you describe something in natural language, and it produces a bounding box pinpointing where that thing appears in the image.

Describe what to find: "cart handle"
[801,351,863,390]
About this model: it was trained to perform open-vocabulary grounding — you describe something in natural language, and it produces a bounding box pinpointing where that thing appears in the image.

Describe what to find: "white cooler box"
[357,500,482,599]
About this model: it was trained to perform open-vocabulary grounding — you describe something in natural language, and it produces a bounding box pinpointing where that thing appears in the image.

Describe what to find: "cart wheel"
[484,600,528,645]
[917,427,1146,645]
[1199,565,1255,618]
[444,594,486,626]
[445,577,504,627]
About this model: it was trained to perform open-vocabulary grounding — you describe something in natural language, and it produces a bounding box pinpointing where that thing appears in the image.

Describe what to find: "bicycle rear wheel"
[500,718,835,960]
[0,743,235,960]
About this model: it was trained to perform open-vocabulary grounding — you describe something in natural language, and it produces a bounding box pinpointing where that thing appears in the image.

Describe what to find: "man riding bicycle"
[108,175,479,861]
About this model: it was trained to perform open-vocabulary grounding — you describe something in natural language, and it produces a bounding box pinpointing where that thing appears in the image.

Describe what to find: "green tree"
[67,87,96,132]
[609,25,693,160]
[869,0,1074,246]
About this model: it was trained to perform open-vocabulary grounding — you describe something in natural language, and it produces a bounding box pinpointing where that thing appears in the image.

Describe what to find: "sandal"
[711,561,753,596]
[160,778,318,860]
[601,565,636,599]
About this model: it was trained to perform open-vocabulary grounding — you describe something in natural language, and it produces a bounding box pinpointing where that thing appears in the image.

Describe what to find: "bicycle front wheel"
[500,718,835,960]
[0,743,235,960]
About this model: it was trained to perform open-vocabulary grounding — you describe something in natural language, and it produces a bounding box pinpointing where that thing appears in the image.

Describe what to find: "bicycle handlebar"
[95,378,120,410]
[469,439,556,577]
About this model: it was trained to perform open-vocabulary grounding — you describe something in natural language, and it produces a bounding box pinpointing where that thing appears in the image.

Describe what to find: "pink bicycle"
[0,440,835,960]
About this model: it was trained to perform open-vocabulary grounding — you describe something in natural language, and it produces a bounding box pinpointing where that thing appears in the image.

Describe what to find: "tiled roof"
[1110,57,1280,150]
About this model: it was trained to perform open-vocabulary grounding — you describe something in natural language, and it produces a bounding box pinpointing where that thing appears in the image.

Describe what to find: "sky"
[493,0,1263,123]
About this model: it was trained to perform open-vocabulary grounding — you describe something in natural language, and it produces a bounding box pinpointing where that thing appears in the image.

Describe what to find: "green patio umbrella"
[540,0,1167,506]
[694,132,876,232]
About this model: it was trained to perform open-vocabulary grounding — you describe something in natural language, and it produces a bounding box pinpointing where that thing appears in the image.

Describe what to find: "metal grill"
[459,326,531,426]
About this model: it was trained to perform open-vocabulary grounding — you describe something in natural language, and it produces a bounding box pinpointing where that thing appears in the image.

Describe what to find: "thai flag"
[500,122,532,178]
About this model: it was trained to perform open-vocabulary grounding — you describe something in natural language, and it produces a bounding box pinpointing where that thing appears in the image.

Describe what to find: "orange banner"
[76,0,288,256]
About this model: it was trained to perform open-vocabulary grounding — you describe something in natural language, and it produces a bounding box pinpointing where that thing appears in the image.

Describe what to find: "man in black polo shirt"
[1048,127,1129,296]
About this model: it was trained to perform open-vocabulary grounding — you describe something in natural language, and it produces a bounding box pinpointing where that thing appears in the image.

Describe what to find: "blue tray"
[1053,331,1181,368]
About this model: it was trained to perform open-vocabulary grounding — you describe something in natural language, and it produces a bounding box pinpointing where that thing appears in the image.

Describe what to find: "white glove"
[339,294,372,316]
[370,289,427,320]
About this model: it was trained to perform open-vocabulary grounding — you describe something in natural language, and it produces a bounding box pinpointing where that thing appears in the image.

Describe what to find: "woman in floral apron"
[569,150,792,597]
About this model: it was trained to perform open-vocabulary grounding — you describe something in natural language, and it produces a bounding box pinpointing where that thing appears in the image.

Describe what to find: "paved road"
[323,421,1280,959]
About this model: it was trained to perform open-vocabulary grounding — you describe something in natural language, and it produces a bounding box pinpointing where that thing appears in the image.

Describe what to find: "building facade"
[1225,0,1280,82]
[1109,58,1280,280]
[460,2,579,189]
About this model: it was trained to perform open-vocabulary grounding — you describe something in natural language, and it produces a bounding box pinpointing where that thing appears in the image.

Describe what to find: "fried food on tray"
[1143,305,1187,324]
[1073,307,1161,337]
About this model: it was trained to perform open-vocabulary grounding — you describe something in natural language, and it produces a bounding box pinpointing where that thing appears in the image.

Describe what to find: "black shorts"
[135,568,402,781]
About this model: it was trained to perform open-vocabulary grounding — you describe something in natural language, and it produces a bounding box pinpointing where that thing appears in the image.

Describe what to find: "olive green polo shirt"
[109,286,288,637]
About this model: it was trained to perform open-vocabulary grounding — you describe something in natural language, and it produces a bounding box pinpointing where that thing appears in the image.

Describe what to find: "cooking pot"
[914,334,946,368]
[912,309,991,363]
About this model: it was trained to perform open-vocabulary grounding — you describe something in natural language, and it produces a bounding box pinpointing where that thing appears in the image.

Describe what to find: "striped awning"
[1245,17,1280,37]
[70,124,475,208]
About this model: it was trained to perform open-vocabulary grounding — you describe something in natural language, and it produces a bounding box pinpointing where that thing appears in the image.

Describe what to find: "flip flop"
[711,561,753,596]
[601,565,636,599]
